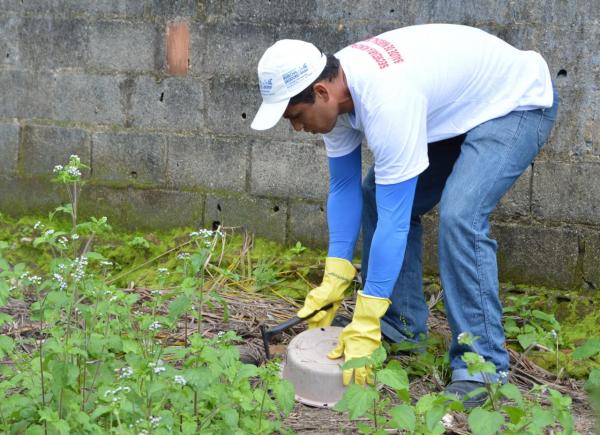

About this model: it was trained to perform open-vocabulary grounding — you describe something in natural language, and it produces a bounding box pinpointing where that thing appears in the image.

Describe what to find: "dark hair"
[288,54,340,105]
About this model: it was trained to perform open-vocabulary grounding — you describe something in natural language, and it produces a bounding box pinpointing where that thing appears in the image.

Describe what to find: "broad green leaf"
[572,338,600,360]
[531,310,560,329]
[341,356,371,370]
[377,363,408,390]
[168,294,191,322]
[0,336,15,358]
[425,406,446,431]
[468,408,504,435]
[389,404,416,431]
[221,408,239,428]
[585,369,600,392]
[334,384,379,419]
[415,393,437,414]
[517,333,538,350]
[529,407,554,432]
[503,406,525,424]
[272,379,295,415]
[370,346,387,366]
[499,383,523,405]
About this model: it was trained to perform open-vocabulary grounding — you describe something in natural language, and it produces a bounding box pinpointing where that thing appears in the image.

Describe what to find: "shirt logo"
[351,37,404,69]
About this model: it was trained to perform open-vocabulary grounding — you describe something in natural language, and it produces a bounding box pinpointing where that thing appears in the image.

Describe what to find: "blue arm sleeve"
[327,145,362,261]
[363,176,418,298]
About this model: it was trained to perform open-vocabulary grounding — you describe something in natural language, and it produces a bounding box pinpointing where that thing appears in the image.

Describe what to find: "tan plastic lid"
[281,326,346,408]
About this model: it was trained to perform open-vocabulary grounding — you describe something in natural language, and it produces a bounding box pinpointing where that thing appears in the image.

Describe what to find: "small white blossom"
[149,321,161,331]
[29,275,42,285]
[138,430,149,435]
[67,167,82,177]
[33,221,41,230]
[44,229,55,236]
[153,366,166,374]
[100,260,113,266]
[177,252,190,261]
[53,273,67,290]
[53,165,63,173]
[498,371,509,382]
[550,330,558,340]
[149,416,161,427]
[157,267,169,275]
[71,233,79,240]
[174,375,187,386]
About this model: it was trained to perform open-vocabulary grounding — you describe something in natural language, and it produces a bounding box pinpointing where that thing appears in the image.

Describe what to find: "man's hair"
[288,54,340,105]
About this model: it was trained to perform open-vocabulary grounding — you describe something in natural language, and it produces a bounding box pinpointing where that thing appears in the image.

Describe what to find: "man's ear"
[313,82,330,102]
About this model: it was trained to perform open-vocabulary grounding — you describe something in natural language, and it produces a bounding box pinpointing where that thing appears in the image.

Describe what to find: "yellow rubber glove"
[297,257,356,329]
[327,291,390,385]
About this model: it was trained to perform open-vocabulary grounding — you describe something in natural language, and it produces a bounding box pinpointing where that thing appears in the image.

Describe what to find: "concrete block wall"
[0,0,599,290]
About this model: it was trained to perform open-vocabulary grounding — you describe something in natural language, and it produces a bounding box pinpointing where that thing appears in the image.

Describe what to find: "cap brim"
[251,98,289,130]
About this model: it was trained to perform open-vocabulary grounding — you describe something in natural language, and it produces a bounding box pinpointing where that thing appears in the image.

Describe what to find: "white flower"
[157,267,169,275]
[550,330,558,340]
[44,229,55,236]
[71,233,79,240]
[149,321,161,331]
[67,166,81,177]
[498,371,509,381]
[29,275,42,285]
[174,375,187,386]
[53,165,63,173]
[153,366,166,374]
[149,359,166,374]
[100,260,113,266]
[115,366,133,379]
[33,221,41,229]
[138,431,148,435]
[177,252,190,261]
[149,416,161,427]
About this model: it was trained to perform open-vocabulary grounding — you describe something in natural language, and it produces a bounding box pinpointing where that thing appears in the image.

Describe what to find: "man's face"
[283,96,339,135]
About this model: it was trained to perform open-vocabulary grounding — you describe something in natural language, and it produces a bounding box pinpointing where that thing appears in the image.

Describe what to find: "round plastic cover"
[281,326,346,408]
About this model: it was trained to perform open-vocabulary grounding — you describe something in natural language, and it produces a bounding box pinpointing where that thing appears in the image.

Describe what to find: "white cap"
[251,39,327,130]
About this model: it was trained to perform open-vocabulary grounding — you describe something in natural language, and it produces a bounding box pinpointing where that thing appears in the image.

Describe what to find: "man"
[251,24,558,407]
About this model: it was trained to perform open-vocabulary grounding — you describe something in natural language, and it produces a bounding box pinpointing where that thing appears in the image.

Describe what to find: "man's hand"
[297,257,356,329]
[327,292,390,385]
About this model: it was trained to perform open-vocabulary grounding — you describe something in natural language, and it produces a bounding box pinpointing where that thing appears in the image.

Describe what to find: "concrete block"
[289,201,328,249]
[17,17,90,70]
[166,135,248,192]
[20,124,91,177]
[0,121,19,177]
[89,21,161,72]
[130,75,204,129]
[250,140,328,200]
[80,185,205,230]
[205,76,316,142]
[491,222,580,289]
[274,23,355,57]
[204,193,287,242]
[0,16,20,68]
[204,0,314,23]
[532,161,600,225]
[581,229,600,290]
[494,164,532,218]
[92,132,167,185]
[191,20,275,78]
[0,0,145,17]
[0,70,56,119]
[151,0,197,18]
[0,177,64,217]
[54,72,123,125]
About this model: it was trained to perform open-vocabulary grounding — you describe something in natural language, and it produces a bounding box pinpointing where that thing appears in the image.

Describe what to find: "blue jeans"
[362,87,559,383]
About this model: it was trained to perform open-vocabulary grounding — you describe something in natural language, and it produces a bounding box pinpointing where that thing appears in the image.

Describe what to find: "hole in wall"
[319,206,324,212]
[217,203,222,212]
[6,53,9,58]
[212,221,221,231]
[241,112,247,119]
[390,8,395,13]
[159,92,164,102]
[273,205,279,212]
[130,171,138,179]
[557,69,567,78]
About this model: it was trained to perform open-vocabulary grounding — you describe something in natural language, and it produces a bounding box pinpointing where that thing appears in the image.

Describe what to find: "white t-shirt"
[324,24,553,185]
